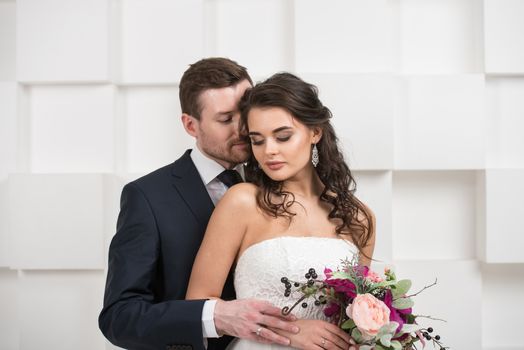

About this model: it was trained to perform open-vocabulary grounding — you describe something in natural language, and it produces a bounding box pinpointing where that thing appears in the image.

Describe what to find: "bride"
[186,73,375,350]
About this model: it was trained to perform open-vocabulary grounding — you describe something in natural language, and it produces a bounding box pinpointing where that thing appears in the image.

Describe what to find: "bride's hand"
[271,319,355,350]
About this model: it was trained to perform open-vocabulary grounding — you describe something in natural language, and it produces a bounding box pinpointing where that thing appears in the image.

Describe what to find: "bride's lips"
[265,161,285,171]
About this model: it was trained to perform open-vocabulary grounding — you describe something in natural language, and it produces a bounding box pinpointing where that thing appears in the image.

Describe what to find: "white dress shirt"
[190,145,244,340]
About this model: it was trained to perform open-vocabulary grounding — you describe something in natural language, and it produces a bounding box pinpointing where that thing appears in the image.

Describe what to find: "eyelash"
[251,136,291,146]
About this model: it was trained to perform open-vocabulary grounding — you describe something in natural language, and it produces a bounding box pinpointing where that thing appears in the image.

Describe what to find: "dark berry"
[309,268,316,274]
[285,282,291,289]
[314,300,321,306]
[281,277,288,283]
[294,282,300,287]
[435,335,440,341]
[427,327,433,333]
[307,280,314,286]
[305,273,311,279]
[301,302,308,308]
[311,273,318,279]
[423,332,428,338]
[425,335,432,341]
[284,291,290,297]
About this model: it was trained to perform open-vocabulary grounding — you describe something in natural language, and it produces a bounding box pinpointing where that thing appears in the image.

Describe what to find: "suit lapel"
[171,150,214,226]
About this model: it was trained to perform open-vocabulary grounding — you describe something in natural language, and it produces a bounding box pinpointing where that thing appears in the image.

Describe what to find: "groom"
[99,58,298,350]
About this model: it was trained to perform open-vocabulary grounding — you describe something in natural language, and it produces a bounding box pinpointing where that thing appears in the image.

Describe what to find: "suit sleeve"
[99,182,206,350]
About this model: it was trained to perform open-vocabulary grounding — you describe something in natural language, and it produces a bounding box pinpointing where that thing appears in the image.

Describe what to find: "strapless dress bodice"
[228,236,358,350]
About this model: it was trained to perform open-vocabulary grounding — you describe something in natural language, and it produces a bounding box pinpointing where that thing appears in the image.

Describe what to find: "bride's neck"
[282,171,324,199]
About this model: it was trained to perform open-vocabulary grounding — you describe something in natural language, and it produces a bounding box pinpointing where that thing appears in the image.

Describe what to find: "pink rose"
[366,270,383,283]
[346,293,390,339]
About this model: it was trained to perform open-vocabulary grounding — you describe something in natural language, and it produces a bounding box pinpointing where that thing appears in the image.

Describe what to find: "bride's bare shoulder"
[217,182,259,211]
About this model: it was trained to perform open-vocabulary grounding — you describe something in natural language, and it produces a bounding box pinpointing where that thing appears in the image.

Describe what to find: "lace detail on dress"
[228,236,358,349]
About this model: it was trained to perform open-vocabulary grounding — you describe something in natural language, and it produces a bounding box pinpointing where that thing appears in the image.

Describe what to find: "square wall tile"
[0,1,16,81]
[482,264,524,348]
[303,74,396,170]
[392,171,477,260]
[295,0,395,73]
[483,169,524,263]
[17,0,109,82]
[486,78,524,168]
[123,87,194,173]
[0,82,17,178]
[8,174,105,269]
[18,270,106,350]
[209,0,293,78]
[399,0,483,74]
[395,260,481,350]
[484,0,524,74]
[395,75,485,170]
[29,85,115,173]
[0,269,19,350]
[121,0,204,84]
[353,171,393,262]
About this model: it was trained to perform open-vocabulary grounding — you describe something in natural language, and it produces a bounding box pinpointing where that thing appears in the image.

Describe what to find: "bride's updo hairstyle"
[239,72,373,255]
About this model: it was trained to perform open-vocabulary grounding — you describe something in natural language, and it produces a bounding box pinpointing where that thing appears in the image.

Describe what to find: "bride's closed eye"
[250,135,292,146]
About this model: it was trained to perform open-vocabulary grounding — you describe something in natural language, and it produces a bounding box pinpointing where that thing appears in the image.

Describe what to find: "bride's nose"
[264,138,279,156]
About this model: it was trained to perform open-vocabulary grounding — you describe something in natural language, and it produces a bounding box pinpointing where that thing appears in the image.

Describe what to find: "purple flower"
[324,278,357,298]
[383,290,405,332]
[323,302,340,317]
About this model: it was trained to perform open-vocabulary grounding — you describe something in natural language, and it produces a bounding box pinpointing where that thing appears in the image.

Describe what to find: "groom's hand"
[214,299,299,345]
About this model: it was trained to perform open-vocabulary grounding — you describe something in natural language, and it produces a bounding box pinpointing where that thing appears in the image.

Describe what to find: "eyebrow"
[249,126,293,136]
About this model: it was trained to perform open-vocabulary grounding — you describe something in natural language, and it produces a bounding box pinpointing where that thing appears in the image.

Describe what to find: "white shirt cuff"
[202,299,220,338]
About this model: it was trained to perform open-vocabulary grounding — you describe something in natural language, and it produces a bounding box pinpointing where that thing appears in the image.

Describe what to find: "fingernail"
[349,346,356,350]
[292,326,300,333]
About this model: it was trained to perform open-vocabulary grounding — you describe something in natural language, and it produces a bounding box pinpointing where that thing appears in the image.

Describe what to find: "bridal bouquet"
[280,257,448,350]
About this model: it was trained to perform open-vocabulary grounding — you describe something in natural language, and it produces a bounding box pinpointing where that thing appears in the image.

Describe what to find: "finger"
[323,334,348,350]
[258,302,297,321]
[325,324,352,344]
[257,326,291,346]
[260,314,300,334]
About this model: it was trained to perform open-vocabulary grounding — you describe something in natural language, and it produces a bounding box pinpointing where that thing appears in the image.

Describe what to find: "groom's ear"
[181,113,198,138]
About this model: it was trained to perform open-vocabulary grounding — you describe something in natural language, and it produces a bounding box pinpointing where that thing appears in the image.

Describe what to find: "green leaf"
[331,271,352,279]
[391,340,402,350]
[341,318,356,330]
[378,321,399,337]
[351,328,363,343]
[380,333,392,347]
[392,297,414,309]
[359,346,373,350]
[401,323,423,334]
[374,345,386,350]
[391,279,411,297]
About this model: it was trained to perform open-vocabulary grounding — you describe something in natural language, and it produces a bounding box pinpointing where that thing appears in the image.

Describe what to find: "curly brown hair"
[239,72,373,255]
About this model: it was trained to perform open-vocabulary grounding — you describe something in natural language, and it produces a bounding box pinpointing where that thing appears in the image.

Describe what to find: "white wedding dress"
[227,236,358,349]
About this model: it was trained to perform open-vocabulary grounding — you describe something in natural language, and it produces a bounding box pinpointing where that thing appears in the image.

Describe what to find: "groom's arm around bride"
[98,58,297,350]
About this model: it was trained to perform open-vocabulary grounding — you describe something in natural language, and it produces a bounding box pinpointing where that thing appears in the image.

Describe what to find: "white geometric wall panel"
[483,169,524,263]
[17,0,110,83]
[8,174,105,269]
[210,0,293,79]
[482,264,524,349]
[392,171,477,260]
[484,0,524,74]
[29,85,115,173]
[306,74,396,170]
[295,0,395,74]
[0,269,19,350]
[399,0,483,74]
[18,270,106,350]
[121,0,204,84]
[0,1,16,81]
[353,171,393,262]
[0,83,17,267]
[486,78,524,168]
[123,87,194,173]
[395,75,485,169]
[395,260,481,350]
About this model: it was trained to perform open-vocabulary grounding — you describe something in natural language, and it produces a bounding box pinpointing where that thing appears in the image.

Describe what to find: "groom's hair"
[179,57,252,120]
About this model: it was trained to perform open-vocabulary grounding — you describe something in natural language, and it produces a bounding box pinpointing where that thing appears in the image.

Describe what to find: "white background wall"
[1,0,523,349]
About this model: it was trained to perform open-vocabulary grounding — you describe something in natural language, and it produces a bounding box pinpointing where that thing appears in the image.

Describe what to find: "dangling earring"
[311,144,319,167]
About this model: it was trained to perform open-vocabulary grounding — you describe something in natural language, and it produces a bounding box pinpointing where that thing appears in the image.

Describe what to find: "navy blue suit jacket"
[99,150,235,350]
